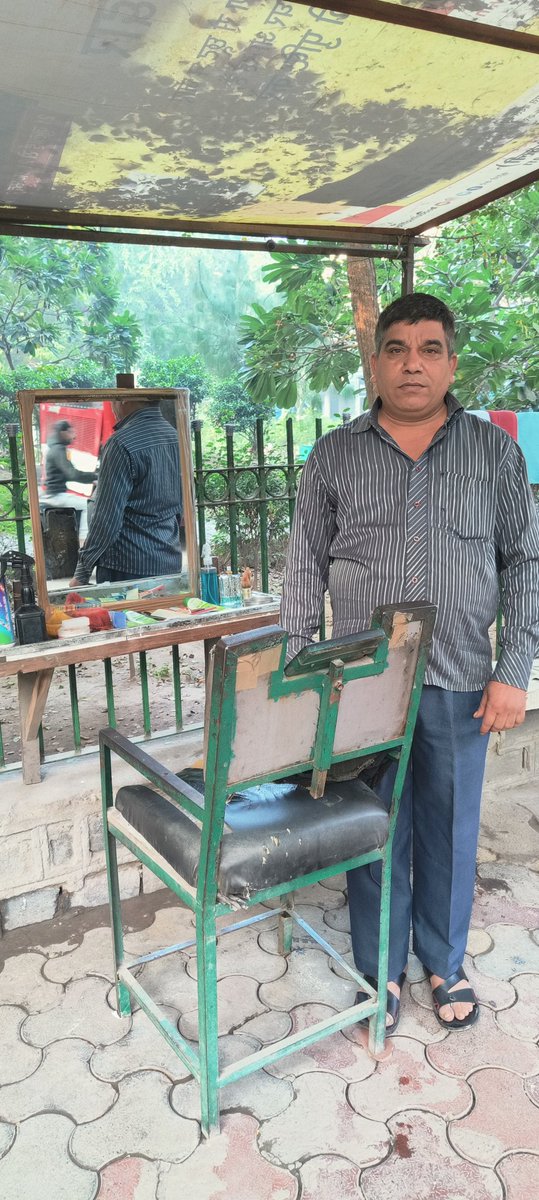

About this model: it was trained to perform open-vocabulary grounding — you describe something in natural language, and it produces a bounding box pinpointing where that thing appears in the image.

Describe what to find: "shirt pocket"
[434,470,495,541]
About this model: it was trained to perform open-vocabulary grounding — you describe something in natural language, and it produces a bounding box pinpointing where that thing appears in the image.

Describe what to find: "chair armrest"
[285,628,386,676]
[99,726,204,822]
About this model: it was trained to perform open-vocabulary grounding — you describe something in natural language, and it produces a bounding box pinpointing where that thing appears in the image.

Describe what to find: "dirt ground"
[0,641,207,766]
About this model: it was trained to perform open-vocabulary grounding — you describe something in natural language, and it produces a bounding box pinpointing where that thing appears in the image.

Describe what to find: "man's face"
[371,319,457,421]
[61,425,74,444]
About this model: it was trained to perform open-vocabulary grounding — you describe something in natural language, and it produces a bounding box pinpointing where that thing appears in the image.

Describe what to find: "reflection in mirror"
[18,388,198,619]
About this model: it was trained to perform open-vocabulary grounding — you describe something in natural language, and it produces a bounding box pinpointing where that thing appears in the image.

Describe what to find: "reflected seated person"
[44,420,97,543]
[69,397,183,588]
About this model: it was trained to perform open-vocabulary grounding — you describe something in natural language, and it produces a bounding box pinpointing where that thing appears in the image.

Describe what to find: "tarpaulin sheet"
[0,1,538,237]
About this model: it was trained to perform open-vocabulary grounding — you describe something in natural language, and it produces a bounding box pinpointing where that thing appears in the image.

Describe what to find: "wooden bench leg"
[17,669,54,784]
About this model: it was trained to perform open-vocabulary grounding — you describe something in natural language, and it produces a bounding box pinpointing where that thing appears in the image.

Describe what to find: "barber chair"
[40,504,80,579]
[101,603,435,1136]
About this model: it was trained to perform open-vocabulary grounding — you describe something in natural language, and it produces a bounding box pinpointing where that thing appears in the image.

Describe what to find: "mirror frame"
[18,386,199,615]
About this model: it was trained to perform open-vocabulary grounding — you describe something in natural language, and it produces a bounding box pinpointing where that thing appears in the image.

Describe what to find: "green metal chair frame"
[100,602,435,1136]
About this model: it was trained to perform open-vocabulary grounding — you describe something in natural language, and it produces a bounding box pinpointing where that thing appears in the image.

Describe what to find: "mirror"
[18,386,199,616]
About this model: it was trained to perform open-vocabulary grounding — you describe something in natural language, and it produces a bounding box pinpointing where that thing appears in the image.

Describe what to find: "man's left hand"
[473,681,527,735]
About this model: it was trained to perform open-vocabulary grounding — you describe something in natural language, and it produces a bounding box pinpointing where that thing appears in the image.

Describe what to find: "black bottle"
[12,554,47,646]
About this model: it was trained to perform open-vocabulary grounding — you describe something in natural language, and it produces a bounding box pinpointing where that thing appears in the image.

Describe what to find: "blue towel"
[517,413,539,484]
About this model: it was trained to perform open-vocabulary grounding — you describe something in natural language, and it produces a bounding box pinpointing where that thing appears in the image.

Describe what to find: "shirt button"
[410,576,419,584]
[414,501,421,508]
[413,536,420,543]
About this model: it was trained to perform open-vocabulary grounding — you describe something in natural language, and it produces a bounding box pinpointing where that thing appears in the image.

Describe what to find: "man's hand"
[473,681,527,735]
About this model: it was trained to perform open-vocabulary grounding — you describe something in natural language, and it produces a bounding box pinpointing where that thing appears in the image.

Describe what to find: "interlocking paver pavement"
[0,777,538,1198]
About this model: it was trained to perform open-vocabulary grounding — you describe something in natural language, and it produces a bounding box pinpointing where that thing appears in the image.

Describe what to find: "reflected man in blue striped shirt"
[70,397,182,588]
[281,293,539,1032]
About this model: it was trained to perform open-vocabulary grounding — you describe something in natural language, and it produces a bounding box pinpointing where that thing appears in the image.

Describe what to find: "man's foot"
[356,971,406,1034]
[429,967,479,1029]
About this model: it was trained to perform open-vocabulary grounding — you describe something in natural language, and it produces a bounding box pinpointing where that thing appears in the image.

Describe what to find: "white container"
[57,616,91,638]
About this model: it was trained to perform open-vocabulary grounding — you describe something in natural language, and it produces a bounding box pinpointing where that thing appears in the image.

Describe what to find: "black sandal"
[355,970,407,1036]
[430,966,479,1030]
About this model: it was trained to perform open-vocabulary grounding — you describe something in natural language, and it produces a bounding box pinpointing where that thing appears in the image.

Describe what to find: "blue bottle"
[200,544,220,606]
[0,560,15,645]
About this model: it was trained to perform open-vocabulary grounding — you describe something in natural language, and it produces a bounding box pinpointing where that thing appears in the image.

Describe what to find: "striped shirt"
[281,394,539,691]
[73,406,182,585]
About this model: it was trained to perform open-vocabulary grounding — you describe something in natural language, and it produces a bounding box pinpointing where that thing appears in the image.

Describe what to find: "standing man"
[44,420,97,541]
[70,397,182,586]
[281,293,539,1031]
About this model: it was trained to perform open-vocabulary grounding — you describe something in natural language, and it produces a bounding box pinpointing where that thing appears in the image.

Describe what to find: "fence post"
[225,424,238,574]
[256,419,269,594]
[7,424,27,555]
[192,419,206,553]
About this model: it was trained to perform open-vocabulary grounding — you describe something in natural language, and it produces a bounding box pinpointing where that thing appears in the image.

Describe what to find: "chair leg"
[278,901,293,956]
[196,907,220,1137]
[104,826,131,1018]
[370,849,391,1056]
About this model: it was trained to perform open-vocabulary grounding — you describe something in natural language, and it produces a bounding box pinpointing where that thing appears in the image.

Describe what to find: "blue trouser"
[347,686,489,981]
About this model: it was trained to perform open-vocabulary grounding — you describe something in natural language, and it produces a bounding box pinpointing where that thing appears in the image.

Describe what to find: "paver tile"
[319,873,347,892]
[96,1156,160,1199]
[266,1002,376,1082]
[44,927,116,984]
[427,1005,539,1077]
[171,1033,294,1122]
[298,1154,359,1199]
[323,905,351,933]
[466,928,493,956]
[259,1070,389,1168]
[450,1067,539,1165]
[360,1111,503,1200]
[349,1036,472,1121]
[0,1113,98,1200]
[0,953,63,1012]
[260,948,355,1012]
[185,926,287,983]
[91,1006,191,1083]
[136,953,197,1011]
[158,1112,298,1200]
[258,905,351,956]
[71,1071,199,1169]
[473,925,539,979]
[0,1006,42,1085]
[475,862,539,924]
[21,977,131,1048]
[123,906,195,957]
[179,974,266,1039]
[290,882,346,909]
[497,1152,539,1199]
[237,1009,292,1044]
[0,1121,16,1159]
[0,1038,115,1124]
[495,973,539,1042]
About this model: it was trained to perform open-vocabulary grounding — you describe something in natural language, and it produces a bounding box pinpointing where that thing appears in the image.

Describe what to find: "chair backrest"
[203,603,435,803]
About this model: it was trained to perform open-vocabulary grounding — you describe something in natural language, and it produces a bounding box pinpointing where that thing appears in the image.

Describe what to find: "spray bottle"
[0,557,15,645]
[199,543,220,606]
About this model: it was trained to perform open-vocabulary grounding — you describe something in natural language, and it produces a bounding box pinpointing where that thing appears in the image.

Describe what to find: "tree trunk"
[346,257,379,408]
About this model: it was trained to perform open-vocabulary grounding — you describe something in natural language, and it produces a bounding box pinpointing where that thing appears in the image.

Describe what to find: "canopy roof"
[1,1,538,244]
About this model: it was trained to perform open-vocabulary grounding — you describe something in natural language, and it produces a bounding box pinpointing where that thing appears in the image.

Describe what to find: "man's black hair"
[53,419,72,433]
[374,292,456,356]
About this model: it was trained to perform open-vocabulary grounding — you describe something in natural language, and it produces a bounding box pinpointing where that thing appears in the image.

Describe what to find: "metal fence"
[0,418,328,771]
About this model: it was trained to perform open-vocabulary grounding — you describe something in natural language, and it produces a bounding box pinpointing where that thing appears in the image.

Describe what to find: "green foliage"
[137,354,210,413]
[201,425,290,574]
[239,257,360,409]
[0,237,141,373]
[207,375,276,434]
[239,183,539,412]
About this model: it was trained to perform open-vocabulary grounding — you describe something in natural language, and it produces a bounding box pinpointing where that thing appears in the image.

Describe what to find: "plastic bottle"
[0,560,15,645]
[199,544,220,606]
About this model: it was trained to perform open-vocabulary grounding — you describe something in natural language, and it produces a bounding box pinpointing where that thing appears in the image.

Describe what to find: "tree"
[137,354,210,416]
[239,182,539,412]
[207,375,276,437]
[0,237,141,373]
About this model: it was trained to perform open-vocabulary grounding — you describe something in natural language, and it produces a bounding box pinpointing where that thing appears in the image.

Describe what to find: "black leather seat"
[116,767,388,902]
